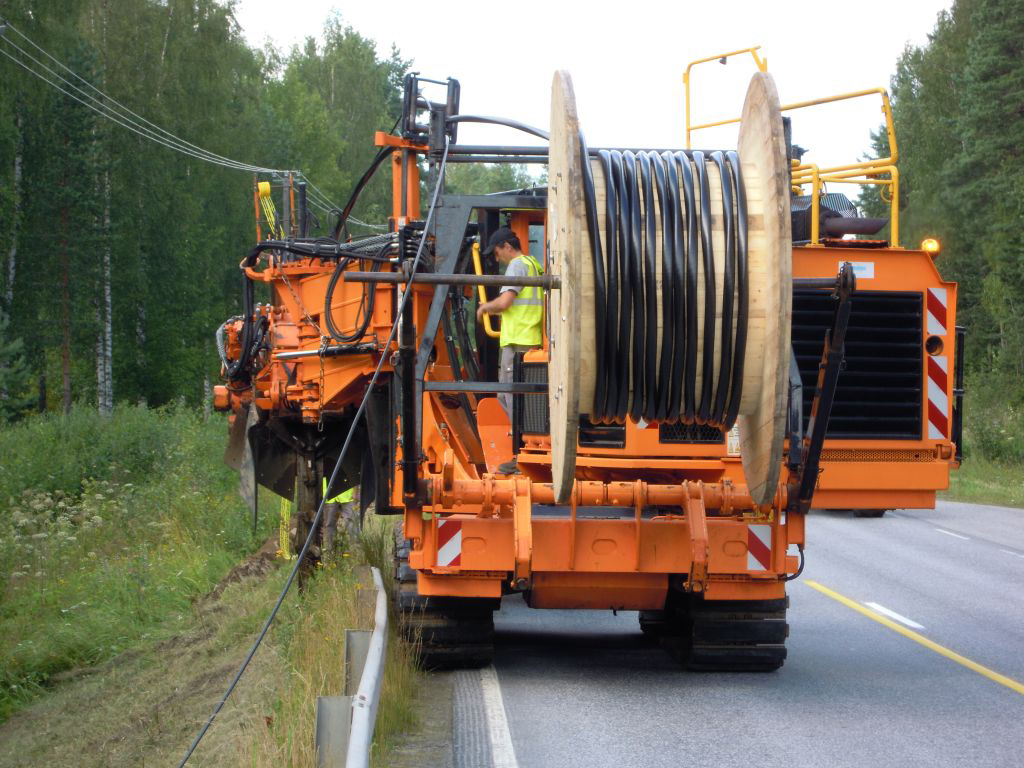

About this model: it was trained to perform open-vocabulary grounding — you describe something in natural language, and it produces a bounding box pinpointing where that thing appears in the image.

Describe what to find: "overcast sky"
[233,0,951,170]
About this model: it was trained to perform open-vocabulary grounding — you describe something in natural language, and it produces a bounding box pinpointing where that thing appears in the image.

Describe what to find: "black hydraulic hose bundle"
[324,240,392,345]
[331,146,395,241]
[224,244,263,381]
[579,133,750,429]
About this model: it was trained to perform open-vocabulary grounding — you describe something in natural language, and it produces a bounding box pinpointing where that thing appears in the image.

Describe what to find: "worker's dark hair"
[483,226,521,255]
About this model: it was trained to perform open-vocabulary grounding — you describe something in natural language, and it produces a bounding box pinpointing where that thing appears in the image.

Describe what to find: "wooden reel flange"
[546,70,792,504]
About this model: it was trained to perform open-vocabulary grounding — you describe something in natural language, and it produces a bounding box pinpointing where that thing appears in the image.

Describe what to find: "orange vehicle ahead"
[214,59,959,671]
[685,48,962,517]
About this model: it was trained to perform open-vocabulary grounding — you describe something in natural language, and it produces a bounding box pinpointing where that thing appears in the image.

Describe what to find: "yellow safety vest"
[323,477,354,504]
[500,254,544,347]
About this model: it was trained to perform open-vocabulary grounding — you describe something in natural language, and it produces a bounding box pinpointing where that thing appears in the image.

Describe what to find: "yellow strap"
[278,498,294,560]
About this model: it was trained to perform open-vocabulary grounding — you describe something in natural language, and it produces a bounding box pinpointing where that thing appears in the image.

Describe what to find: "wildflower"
[91,516,103,525]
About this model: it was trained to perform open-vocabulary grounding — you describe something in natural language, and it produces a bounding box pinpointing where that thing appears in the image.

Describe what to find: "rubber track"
[393,525,496,670]
[651,595,789,672]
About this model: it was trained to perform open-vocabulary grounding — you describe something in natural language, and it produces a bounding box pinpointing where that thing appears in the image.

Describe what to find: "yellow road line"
[804,580,1024,696]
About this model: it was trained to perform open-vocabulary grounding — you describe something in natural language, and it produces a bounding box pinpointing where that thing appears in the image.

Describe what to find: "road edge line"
[480,665,519,768]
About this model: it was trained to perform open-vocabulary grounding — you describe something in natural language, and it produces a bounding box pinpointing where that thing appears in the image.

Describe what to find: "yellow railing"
[472,242,500,338]
[685,48,901,247]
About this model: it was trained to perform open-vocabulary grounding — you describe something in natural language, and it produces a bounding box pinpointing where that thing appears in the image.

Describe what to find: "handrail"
[684,47,767,149]
[472,241,501,338]
[685,47,901,248]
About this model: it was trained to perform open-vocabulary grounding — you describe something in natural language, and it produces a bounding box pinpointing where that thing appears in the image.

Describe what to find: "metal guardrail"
[315,566,388,768]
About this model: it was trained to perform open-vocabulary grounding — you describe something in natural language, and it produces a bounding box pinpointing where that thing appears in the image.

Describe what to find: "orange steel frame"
[216,137,802,609]
[216,93,956,611]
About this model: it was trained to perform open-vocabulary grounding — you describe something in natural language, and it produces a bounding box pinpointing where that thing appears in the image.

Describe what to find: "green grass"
[942,455,1024,508]
[0,405,273,721]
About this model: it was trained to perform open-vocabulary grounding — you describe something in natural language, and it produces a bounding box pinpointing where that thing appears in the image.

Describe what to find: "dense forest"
[1,0,1022,461]
[860,0,1024,459]
[0,0,407,415]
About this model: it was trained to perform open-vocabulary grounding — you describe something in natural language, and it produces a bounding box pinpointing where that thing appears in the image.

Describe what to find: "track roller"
[393,525,497,670]
[657,593,789,672]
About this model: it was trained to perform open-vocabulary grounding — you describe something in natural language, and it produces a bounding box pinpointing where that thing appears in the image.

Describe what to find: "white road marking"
[1000,549,1024,559]
[864,602,926,630]
[480,665,519,768]
[935,528,970,540]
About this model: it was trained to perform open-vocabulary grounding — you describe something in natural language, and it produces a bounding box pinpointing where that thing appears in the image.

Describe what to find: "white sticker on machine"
[844,261,875,279]
[727,425,741,456]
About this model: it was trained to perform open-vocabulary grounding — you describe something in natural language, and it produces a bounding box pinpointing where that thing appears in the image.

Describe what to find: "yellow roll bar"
[685,48,901,247]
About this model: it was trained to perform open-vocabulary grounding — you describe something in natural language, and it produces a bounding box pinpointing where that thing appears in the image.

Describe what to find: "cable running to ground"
[178,136,451,767]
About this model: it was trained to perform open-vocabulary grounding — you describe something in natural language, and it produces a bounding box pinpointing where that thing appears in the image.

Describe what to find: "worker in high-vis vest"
[322,477,359,552]
[476,226,544,471]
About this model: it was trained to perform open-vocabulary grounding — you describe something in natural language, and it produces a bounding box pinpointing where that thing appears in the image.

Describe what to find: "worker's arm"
[476,289,516,322]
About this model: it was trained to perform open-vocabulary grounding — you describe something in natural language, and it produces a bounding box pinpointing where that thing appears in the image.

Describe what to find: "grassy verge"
[239,512,419,768]
[0,405,419,765]
[942,455,1024,508]
[0,404,273,721]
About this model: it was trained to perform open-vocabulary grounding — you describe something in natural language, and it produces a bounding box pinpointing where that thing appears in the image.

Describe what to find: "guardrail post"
[316,695,353,767]
[313,567,388,768]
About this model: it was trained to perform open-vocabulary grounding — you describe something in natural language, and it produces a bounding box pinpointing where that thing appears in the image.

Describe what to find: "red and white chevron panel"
[927,287,948,336]
[436,518,462,567]
[927,355,949,439]
[747,524,772,571]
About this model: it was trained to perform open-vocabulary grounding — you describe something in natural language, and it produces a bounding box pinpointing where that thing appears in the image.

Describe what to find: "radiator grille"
[521,363,549,434]
[659,423,725,444]
[792,290,922,439]
[820,448,934,462]
[578,416,626,448]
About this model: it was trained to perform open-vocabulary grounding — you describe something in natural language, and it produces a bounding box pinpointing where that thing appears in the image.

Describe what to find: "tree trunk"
[5,110,21,308]
[98,170,113,414]
[61,205,72,415]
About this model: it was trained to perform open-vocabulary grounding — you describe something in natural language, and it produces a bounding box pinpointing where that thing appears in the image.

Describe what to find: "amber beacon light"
[921,237,941,255]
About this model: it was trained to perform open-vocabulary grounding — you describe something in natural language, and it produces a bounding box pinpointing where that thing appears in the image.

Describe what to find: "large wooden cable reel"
[546,70,792,505]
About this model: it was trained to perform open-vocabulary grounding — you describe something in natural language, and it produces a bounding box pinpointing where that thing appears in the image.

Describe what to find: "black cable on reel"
[578,135,751,430]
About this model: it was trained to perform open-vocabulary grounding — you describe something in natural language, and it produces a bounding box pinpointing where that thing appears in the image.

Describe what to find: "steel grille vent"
[659,423,725,444]
[578,416,626,448]
[792,289,922,439]
[520,362,549,434]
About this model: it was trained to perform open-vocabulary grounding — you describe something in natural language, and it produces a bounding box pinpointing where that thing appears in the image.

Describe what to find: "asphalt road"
[452,500,1024,768]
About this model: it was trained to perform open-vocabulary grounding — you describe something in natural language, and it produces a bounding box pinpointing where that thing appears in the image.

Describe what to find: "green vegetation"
[943,456,1024,508]
[0,407,420,764]
[0,404,272,720]
[0,1,406,414]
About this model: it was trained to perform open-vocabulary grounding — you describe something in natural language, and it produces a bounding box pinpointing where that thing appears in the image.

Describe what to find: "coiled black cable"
[579,135,750,430]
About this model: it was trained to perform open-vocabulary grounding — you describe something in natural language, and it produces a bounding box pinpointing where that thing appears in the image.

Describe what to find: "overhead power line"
[0,21,390,232]
[0,21,284,173]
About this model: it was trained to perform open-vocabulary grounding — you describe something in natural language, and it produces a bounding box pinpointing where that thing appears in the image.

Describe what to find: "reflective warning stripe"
[437,518,462,567]
[747,524,772,571]
[927,288,947,336]
[928,354,949,439]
